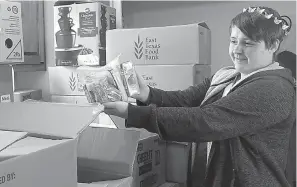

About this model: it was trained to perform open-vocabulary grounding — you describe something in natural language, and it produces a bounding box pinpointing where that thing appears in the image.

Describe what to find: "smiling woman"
[228,7,291,78]
[103,6,296,187]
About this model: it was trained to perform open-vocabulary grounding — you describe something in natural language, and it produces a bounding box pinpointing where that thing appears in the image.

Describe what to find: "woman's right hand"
[132,71,150,103]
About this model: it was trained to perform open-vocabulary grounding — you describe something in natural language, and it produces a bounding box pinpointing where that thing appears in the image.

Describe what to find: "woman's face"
[229,26,276,75]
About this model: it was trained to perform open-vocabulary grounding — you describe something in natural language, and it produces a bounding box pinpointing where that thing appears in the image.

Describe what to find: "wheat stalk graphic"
[134,35,143,59]
[69,72,76,91]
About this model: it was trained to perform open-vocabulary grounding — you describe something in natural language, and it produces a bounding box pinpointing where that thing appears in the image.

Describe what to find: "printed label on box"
[141,74,157,87]
[78,10,98,37]
[0,172,16,185]
[137,149,153,176]
[134,35,161,61]
[0,1,24,63]
[0,95,11,103]
[6,40,23,60]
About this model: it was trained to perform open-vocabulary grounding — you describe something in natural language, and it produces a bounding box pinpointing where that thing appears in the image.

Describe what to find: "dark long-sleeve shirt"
[126,68,296,187]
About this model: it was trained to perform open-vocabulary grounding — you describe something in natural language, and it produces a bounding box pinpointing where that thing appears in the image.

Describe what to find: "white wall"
[123,1,296,74]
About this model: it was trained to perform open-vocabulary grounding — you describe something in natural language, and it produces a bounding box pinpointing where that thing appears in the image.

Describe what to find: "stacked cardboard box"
[54,2,116,66]
[50,1,117,123]
[13,89,42,102]
[106,22,212,186]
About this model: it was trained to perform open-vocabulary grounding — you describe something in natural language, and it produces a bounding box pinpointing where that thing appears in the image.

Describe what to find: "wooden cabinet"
[13,0,45,72]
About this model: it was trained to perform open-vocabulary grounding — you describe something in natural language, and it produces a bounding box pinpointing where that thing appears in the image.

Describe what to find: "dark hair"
[277,50,296,79]
[230,6,291,51]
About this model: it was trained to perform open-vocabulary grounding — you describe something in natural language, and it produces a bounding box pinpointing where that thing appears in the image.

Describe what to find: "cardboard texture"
[48,65,211,95]
[0,137,69,162]
[0,131,27,152]
[0,102,98,138]
[51,94,89,104]
[54,2,116,66]
[166,142,191,184]
[0,65,13,103]
[13,89,42,102]
[135,65,211,91]
[0,1,24,64]
[0,102,101,187]
[77,127,166,187]
[106,22,211,65]
[78,176,132,187]
[48,66,84,96]
[50,95,116,126]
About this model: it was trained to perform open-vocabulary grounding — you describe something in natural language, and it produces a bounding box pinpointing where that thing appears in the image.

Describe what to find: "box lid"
[0,130,27,152]
[0,102,102,139]
[108,21,209,32]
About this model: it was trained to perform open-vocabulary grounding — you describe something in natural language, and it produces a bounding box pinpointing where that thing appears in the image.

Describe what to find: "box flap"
[78,176,132,187]
[0,137,69,162]
[78,127,141,176]
[0,102,102,138]
[198,21,209,29]
[0,130,27,152]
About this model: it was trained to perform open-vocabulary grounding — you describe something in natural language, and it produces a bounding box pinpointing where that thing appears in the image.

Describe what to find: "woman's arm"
[137,77,212,107]
[127,78,295,142]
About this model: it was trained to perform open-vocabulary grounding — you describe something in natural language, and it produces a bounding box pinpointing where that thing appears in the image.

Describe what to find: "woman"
[103,6,296,187]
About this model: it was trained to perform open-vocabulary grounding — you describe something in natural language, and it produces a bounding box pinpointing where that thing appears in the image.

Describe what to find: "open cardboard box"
[0,102,165,187]
[0,102,100,187]
[77,126,166,187]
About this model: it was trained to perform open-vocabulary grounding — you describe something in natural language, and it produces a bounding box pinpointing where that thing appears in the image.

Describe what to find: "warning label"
[6,39,23,60]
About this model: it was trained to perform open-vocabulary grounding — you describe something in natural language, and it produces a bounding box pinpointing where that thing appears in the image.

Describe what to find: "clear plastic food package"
[77,56,128,103]
[121,61,140,97]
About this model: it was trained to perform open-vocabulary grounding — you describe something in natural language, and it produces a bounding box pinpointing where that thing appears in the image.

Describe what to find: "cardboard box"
[0,136,70,162]
[159,182,181,187]
[78,176,132,187]
[0,102,100,187]
[106,22,211,65]
[51,94,89,104]
[0,131,27,151]
[54,2,116,66]
[0,1,24,64]
[13,89,42,102]
[166,142,191,184]
[110,115,126,129]
[135,65,211,91]
[51,95,117,126]
[0,65,13,103]
[49,66,84,95]
[78,181,181,187]
[48,65,211,96]
[77,127,166,187]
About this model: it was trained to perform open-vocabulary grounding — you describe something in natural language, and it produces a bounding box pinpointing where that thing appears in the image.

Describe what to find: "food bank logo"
[134,35,160,60]
[134,35,143,59]
[69,72,76,91]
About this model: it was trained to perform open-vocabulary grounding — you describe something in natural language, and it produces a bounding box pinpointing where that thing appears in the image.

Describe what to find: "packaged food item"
[77,47,100,66]
[121,61,140,97]
[83,71,123,103]
[77,55,128,104]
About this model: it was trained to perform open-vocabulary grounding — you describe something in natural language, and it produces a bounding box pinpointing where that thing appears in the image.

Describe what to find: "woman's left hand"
[103,101,129,119]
